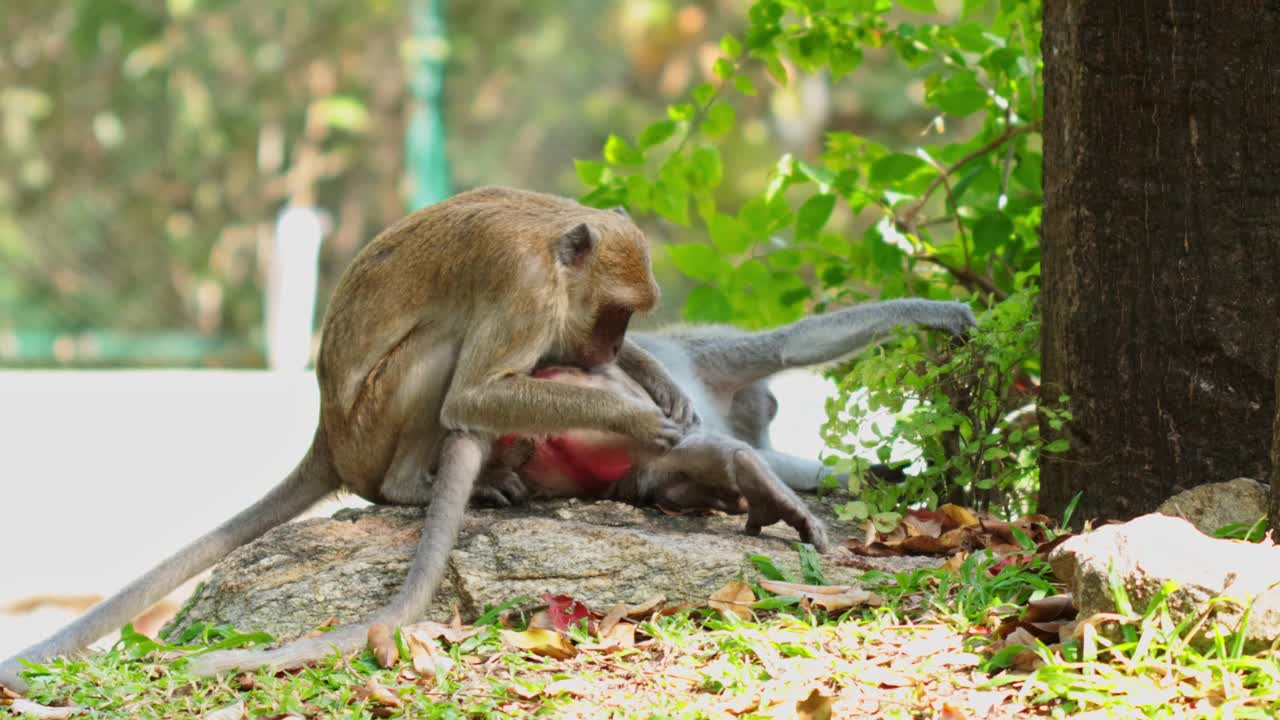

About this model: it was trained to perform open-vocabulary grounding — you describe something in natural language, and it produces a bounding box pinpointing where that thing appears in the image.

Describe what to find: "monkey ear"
[610,206,630,219]
[556,223,596,267]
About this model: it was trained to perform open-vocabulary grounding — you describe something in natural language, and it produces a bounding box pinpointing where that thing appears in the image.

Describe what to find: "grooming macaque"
[0,187,695,692]
[477,298,978,512]
[484,363,830,551]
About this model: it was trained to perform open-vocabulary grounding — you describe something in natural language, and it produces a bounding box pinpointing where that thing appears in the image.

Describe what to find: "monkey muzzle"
[584,305,632,367]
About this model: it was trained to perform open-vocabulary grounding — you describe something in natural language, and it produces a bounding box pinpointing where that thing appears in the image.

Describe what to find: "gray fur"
[632,298,976,492]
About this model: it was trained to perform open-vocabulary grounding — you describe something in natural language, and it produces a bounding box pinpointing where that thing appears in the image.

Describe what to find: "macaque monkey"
[478,298,978,512]
[485,363,831,551]
[0,187,695,692]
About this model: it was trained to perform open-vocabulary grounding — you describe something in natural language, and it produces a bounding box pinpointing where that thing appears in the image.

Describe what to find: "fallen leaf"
[597,603,629,636]
[362,676,402,707]
[541,593,594,633]
[367,623,398,669]
[708,581,755,620]
[403,620,481,645]
[404,631,454,679]
[581,621,636,651]
[1024,594,1076,623]
[234,672,255,691]
[625,595,666,618]
[499,628,576,659]
[843,539,903,557]
[938,703,969,720]
[199,701,244,720]
[940,503,980,528]
[757,580,882,612]
[795,688,833,720]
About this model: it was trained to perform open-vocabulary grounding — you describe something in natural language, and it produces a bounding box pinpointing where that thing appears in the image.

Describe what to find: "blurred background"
[0,0,949,656]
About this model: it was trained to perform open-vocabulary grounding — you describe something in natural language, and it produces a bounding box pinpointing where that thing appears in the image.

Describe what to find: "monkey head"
[552,209,659,368]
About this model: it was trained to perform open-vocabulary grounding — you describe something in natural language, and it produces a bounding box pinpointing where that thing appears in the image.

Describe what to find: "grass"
[6,548,1280,718]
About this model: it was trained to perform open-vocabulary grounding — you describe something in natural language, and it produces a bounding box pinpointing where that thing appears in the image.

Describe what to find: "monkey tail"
[0,430,342,694]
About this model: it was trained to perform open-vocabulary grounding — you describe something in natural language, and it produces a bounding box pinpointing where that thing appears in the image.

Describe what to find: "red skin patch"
[496,367,636,495]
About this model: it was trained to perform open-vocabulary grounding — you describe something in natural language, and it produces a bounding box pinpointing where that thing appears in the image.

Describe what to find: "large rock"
[166,499,880,642]
[1154,477,1267,535]
[1050,514,1280,651]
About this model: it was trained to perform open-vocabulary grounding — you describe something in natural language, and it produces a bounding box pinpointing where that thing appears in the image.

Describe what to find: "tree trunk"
[1269,353,1280,532]
[1040,1,1280,523]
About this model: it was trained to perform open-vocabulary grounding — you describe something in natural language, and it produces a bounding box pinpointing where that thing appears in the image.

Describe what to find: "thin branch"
[912,253,1007,302]
[897,122,1039,233]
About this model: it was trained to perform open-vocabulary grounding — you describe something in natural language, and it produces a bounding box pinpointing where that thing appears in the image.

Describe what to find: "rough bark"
[1269,355,1280,532]
[1040,1,1280,522]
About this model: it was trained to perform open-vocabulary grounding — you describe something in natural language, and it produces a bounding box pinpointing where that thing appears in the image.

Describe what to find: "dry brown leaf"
[367,623,398,669]
[581,621,637,651]
[527,610,555,630]
[1025,594,1075,623]
[898,535,960,555]
[795,688,834,720]
[499,628,576,659]
[901,511,943,538]
[940,504,980,528]
[405,631,454,679]
[844,538,903,557]
[708,581,755,620]
[757,580,882,612]
[625,595,667,618]
[597,602,629,636]
[199,701,245,720]
[941,553,969,573]
[9,700,80,719]
[363,676,402,707]
[938,703,970,720]
[403,620,481,645]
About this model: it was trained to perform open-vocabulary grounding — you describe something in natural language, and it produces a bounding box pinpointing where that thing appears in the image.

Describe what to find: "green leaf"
[668,102,696,121]
[796,193,837,242]
[765,54,788,85]
[667,243,724,281]
[604,134,644,166]
[625,175,652,211]
[971,212,1015,257]
[749,554,790,582]
[692,82,716,106]
[709,213,749,254]
[926,71,990,116]
[689,146,723,190]
[653,179,690,225]
[702,103,736,139]
[797,544,829,586]
[869,153,932,186]
[574,159,605,187]
[638,120,677,149]
[713,58,735,80]
[314,96,369,133]
[963,0,989,16]
[897,0,937,12]
[684,285,734,323]
[732,75,757,96]
[721,34,743,58]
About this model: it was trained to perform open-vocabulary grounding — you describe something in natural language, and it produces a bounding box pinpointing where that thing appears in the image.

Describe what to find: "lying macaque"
[487,364,830,551]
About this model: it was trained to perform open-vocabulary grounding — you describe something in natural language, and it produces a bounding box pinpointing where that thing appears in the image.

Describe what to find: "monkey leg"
[0,446,339,694]
[183,431,488,678]
[637,435,830,552]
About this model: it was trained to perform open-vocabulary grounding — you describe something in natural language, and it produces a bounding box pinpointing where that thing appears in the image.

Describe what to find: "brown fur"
[0,187,688,692]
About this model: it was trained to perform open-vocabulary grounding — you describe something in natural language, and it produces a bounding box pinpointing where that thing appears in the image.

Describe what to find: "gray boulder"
[166,499,880,642]
[1050,513,1280,652]
[1155,477,1267,535]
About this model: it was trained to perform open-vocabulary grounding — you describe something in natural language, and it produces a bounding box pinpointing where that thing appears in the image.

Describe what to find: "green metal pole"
[406,0,451,211]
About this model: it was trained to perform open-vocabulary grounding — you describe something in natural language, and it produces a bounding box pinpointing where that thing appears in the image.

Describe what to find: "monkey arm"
[616,339,699,432]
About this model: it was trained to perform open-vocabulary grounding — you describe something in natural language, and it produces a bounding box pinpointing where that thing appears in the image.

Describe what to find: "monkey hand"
[647,381,700,434]
[618,407,684,452]
[923,301,979,338]
[471,467,531,507]
[731,450,831,553]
